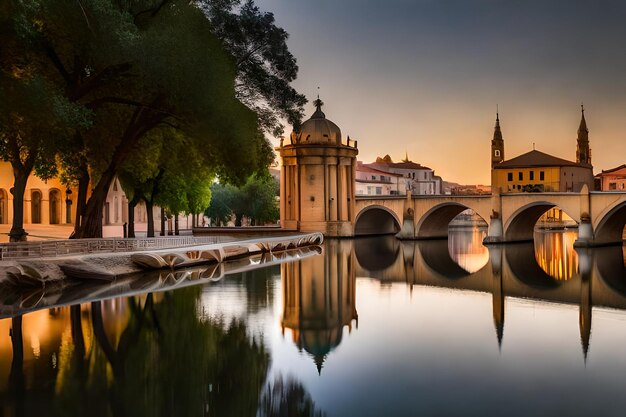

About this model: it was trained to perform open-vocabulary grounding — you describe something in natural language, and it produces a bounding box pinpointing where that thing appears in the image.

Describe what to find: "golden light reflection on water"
[534,231,578,280]
[448,227,489,273]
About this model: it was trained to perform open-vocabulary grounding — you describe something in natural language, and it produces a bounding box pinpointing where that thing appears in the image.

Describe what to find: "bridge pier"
[396,192,416,240]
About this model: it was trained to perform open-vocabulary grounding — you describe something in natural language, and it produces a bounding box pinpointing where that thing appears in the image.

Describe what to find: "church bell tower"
[576,104,591,165]
[491,112,504,168]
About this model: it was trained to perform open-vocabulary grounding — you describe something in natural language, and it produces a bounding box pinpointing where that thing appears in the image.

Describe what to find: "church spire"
[491,110,504,168]
[576,104,591,165]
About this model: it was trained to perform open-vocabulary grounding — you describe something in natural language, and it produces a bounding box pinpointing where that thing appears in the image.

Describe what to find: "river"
[1,229,626,416]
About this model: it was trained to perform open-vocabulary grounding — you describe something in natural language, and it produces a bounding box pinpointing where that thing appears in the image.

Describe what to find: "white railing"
[0,236,235,260]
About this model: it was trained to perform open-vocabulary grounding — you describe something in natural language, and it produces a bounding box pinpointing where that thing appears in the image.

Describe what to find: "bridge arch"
[504,243,564,289]
[354,205,401,236]
[415,203,488,239]
[593,200,626,245]
[503,201,579,243]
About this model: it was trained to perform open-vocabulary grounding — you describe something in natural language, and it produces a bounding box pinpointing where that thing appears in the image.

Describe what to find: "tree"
[205,182,237,226]
[8,0,265,239]
[205,173,278,226]
[202,0,307,136]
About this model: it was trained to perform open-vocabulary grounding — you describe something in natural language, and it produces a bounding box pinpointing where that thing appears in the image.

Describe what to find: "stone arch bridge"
[354,187,626,246]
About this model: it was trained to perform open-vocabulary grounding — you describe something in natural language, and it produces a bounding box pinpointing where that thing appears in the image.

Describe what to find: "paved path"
[0,224,74,243]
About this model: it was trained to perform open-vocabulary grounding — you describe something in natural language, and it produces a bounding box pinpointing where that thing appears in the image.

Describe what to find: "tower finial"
[496,104,499,121]
[312,88,325,119]
[581,102,584,114]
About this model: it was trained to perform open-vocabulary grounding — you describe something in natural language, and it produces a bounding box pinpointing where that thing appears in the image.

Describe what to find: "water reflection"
[2,232,626,416]
[534,231,578,280]
[281,240,358,374]
[448,227,488,273]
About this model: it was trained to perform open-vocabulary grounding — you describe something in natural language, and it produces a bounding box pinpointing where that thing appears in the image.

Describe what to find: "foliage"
[205,173,279,226]
[201,0,307,136]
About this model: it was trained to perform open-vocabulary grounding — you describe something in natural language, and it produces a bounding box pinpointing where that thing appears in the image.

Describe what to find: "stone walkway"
[0,224,74,243]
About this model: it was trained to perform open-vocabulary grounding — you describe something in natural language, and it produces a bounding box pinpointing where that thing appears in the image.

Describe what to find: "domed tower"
[576,104,591,166]
[278,97,358,236]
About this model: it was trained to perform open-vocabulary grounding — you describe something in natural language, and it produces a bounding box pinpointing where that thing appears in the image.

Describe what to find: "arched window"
[495,149,501,157]
[0,189,7,224]
[49,189,61,224]
[114,197,119,223]
[31,190,42,224]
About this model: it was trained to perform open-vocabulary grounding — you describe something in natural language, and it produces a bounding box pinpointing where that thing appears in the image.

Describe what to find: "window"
[609,182,617,190]
[371,175,376,180]
[530,171,534,181]
[376,187,382,195]
[540,171,545,181]
[494,149,500,157]
[507,173,513,181]
[518,172,523,181]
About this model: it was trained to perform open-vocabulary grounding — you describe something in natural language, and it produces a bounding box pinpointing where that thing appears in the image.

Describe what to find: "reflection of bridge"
[356,238,626,355]
[354,189,626,246]
[279,238,626,370]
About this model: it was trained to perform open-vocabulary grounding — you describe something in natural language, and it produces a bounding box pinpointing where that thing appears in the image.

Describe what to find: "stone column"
[484,190,503,244]
[575,184,593,247]
[396,191,415,239]
[41,196,50,224]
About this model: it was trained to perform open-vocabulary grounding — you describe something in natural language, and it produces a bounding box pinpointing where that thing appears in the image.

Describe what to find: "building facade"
[595,164,626,191]
[491,108,594,193]
[355,163,403,196]
[0,161,196,238]
[367,154,442,195]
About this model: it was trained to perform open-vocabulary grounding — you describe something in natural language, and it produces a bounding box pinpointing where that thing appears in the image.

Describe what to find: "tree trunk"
[235,213,243,227]
[127,197,138,238]
[174,214,179,235]
[73,165,90,236]
[160,207,165,236]
[9,168,30,242]
[192,213,196,228]
[146,199,155,237]
[73,104,166,238]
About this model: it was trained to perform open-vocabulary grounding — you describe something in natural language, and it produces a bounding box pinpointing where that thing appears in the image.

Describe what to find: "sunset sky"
[258,0,626,184]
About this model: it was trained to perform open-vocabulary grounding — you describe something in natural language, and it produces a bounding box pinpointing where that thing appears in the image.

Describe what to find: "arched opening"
[594,201,626,246]
[354,206,400,236]
[505,202,579,280]
[504,202,578,243]
[31,190,42,224]
[49,189,61,224]
[354,236,400,271]
[0,188,7,224]
[505,243,563,289]
[416,204,488,239]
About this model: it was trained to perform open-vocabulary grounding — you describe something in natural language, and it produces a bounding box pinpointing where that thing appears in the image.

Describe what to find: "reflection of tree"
[83,287,270,417]
[258,374,325,417]
[8,315,25,417]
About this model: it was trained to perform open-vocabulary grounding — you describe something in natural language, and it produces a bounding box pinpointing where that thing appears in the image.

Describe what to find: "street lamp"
[65,188,72,224]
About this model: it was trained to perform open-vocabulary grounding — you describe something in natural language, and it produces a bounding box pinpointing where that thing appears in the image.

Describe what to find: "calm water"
[2,230,626,416]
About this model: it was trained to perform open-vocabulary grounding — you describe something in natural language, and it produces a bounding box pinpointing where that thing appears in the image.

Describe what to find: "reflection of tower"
[489,246,505,350]
[577,248,593,362]
[277,97,358,237]
[281,240,358,374]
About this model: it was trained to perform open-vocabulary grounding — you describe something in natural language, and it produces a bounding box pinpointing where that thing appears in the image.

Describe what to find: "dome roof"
[291,98,342,145]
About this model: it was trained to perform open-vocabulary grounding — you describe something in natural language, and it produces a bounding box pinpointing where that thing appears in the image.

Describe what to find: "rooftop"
[494,149,589,169]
